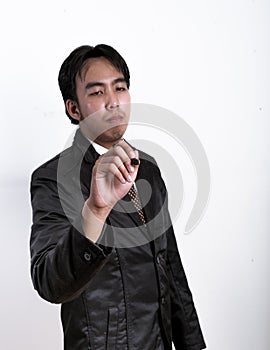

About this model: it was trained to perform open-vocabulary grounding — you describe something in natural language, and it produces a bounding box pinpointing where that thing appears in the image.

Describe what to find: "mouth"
[105,114,125,124]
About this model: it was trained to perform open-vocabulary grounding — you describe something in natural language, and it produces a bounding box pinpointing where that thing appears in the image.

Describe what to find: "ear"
[66,99,82,122]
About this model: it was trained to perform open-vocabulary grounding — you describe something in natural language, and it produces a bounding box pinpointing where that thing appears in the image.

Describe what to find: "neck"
[93,140,112,149]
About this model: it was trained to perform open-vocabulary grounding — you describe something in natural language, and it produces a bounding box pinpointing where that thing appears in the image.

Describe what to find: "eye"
[115,84,127,92]
[89,90,103,96]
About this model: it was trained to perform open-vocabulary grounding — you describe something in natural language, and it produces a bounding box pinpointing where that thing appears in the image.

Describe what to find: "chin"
[95,126,126,145]
[108,125,127,140]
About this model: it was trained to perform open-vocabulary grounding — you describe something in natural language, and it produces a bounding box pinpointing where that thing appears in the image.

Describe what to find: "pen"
[130,158,139,166]
[123,139,140,166]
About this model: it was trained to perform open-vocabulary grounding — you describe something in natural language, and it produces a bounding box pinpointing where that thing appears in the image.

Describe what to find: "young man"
[30,44,206,350]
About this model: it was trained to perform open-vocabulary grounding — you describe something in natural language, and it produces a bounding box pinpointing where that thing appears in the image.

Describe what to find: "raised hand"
[82,140,139,242]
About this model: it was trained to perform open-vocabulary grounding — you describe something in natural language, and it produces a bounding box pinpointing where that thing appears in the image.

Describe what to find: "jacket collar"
[73,128,100,163]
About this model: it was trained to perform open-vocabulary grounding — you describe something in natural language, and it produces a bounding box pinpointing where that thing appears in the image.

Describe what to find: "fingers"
[117,139,140,165]
[96,140,139,184]
[112,142,138,173]
[115,139,138,160]
[99,155,133,184]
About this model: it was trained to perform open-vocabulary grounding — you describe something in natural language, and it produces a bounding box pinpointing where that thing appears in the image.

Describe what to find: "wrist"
[81,202,109,243]
[84,198,111,222]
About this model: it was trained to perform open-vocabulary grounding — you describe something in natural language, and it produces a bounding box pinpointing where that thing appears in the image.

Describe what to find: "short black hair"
[58,44,130,124]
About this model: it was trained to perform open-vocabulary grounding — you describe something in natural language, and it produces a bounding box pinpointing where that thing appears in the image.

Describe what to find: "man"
[30,44,206,350]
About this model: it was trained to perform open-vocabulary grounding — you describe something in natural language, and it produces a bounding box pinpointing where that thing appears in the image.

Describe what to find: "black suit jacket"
[30,128,206,350]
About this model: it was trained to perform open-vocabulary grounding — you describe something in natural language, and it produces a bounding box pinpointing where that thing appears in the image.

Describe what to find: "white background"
[0,0,269,349]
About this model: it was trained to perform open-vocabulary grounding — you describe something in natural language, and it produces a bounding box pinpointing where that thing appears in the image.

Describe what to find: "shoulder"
[138,149,161,174]
[137,149,165,187]
[31,145,76,182]
[31,128,95,181]
[138,150,156,164]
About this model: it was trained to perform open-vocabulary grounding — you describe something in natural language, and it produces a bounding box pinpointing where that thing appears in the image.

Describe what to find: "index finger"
[117,139,138,160]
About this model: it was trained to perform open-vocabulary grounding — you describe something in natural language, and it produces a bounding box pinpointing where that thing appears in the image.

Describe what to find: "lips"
[105,115,124,124]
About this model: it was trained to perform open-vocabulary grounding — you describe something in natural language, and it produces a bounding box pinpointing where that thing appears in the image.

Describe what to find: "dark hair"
[58,44,130,124]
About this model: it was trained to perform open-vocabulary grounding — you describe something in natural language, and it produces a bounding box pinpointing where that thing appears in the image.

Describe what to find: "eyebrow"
[85,77,127,91]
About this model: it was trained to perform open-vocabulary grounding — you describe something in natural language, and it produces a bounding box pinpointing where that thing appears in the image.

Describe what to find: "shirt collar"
[88,139,109,156]
[88,137,129,156]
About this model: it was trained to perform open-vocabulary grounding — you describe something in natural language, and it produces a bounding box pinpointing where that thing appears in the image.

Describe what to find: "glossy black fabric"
[30,128,206,350]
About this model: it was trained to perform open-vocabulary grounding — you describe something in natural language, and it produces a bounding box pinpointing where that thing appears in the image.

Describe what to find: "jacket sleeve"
[30,166,111,304]
[166,224,206,350]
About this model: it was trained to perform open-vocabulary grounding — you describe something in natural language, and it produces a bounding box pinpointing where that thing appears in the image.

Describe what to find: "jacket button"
[156,255,160,264]
[84,252,92,262]
[161,297,166,305]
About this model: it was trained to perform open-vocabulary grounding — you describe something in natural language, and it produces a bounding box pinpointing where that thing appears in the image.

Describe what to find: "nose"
[105,91,119,110]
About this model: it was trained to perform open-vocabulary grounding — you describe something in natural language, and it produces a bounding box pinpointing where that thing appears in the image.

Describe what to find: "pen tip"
[130,158,139,166]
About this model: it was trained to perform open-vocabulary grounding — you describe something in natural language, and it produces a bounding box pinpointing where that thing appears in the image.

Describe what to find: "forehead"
[78,57,123,83]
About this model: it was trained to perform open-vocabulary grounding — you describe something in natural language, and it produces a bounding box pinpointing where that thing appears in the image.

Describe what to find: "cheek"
[122,103,131,119]
[84,101,104,116]
[120,91,131,105]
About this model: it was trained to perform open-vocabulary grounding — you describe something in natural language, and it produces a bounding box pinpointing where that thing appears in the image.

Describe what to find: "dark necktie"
[128,184,146,225]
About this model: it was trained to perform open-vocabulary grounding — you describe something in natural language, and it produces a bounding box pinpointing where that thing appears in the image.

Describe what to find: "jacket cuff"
[72,214,113,257]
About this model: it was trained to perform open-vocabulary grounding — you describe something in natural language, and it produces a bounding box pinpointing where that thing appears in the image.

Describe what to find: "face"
[67,57,131,148]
